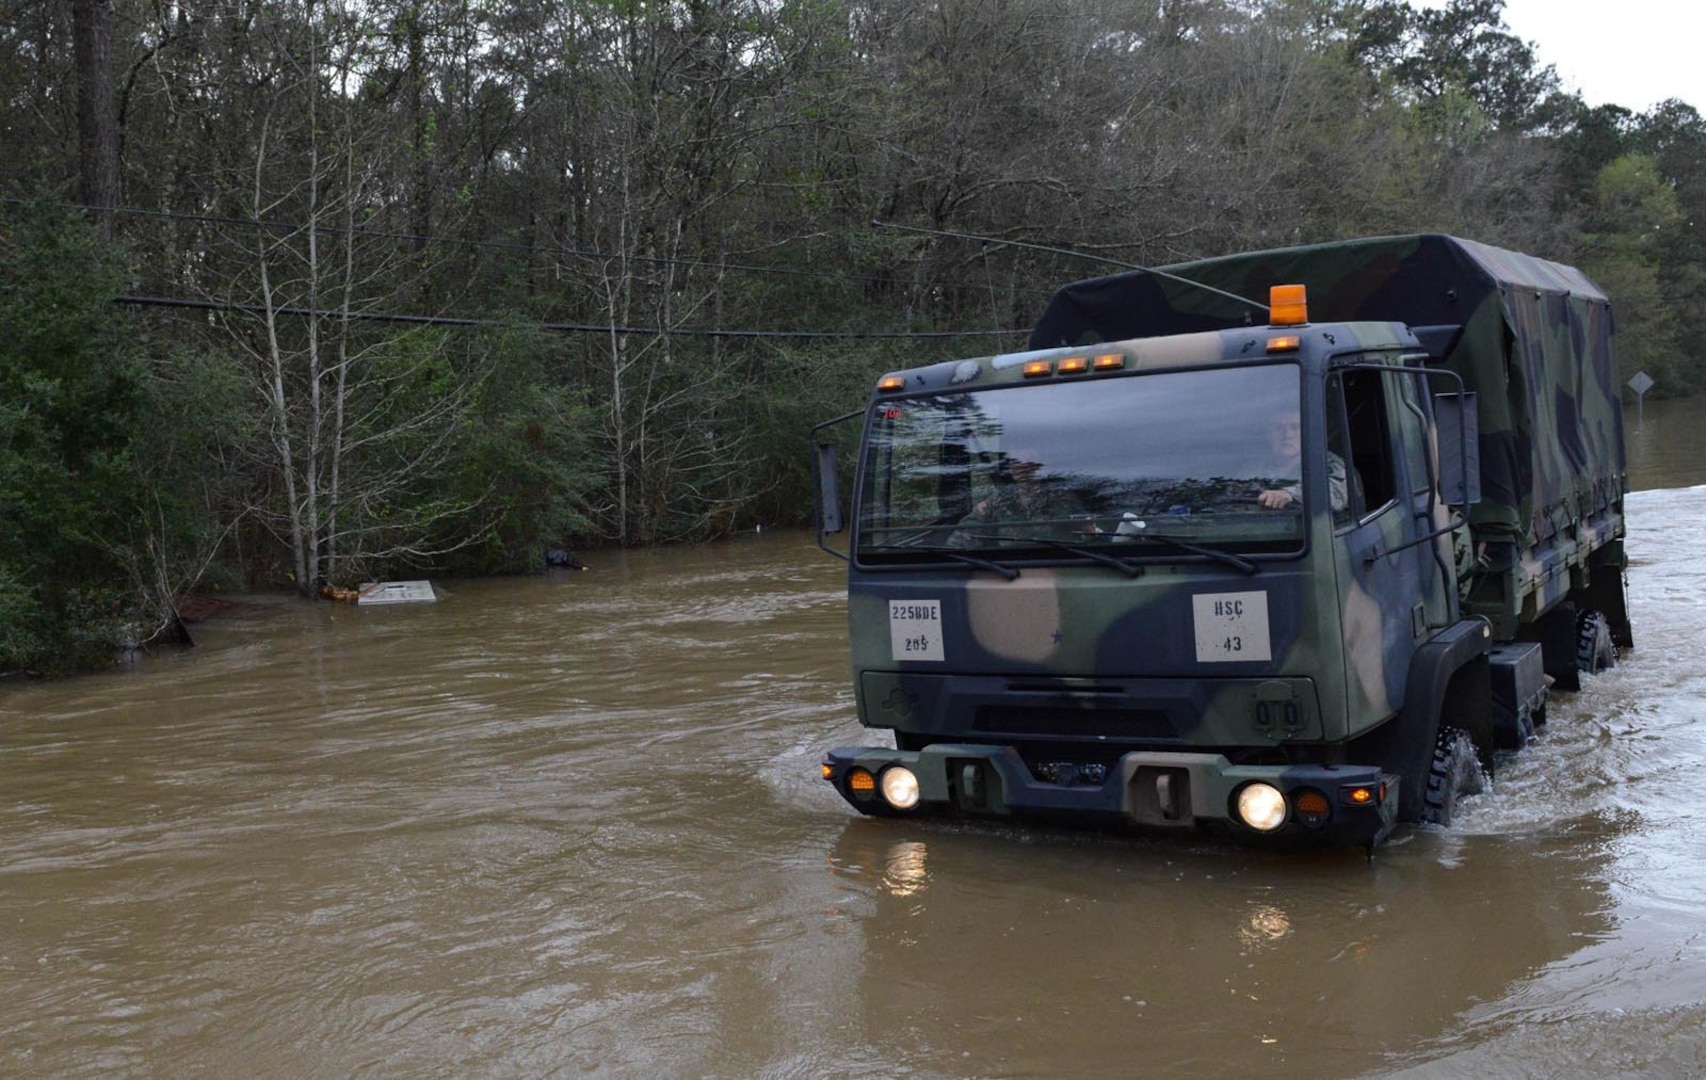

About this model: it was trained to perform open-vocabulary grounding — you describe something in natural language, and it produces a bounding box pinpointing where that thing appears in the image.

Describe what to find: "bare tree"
[216,0,493,593]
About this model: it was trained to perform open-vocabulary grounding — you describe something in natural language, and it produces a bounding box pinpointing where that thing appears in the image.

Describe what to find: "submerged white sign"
[1192,591,1271,663]
[889,599,945,662]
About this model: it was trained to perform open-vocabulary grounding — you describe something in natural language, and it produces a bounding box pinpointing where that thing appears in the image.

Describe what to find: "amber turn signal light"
[1342,784,1378,806]
[1292,787,1331,828]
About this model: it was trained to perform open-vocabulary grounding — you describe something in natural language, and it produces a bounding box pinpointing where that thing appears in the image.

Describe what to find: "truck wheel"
[1576,610,1618,674]
[1421,727,1485,827]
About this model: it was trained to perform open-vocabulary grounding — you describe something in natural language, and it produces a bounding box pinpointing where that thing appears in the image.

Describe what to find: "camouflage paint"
[821,236,1624,846]
[1030,234,1627,638]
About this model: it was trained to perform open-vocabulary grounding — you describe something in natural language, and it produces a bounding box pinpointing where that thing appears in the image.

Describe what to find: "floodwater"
[3,402,1706,1078]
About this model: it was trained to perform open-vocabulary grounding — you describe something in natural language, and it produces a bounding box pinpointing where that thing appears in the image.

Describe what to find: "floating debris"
[174,593,236,623]
[355,581,437,605]
[545,548,587,571]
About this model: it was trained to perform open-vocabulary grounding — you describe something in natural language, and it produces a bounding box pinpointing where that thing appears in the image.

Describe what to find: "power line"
[114,292,1031,340]
[872,220,1270,316]
[5,197,1064,300]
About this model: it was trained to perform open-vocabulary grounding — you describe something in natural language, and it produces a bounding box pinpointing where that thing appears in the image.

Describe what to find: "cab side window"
[1328,371,1398,525]
[1394,373,1433,496]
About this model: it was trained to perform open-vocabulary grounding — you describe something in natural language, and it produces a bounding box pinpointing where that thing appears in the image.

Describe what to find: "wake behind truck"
[813,234,1630,848]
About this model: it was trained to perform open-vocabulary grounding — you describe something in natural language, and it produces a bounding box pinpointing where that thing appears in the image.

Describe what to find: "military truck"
[812,234,1630,847]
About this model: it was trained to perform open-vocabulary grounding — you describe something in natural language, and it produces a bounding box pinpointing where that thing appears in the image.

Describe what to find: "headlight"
[880,766,921,810]
[1236,782,1287,832]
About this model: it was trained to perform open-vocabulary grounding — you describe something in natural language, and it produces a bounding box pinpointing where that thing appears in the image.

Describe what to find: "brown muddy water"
[4,400,1706,1078]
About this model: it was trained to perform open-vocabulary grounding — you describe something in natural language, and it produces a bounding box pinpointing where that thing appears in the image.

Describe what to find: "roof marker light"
[1022,360,1053,378]
[1270,284,1308,327]
[1058,356,1089,375]
[1093,354,1125,371]
[877,375,906,392]
[1266,335,1301,354]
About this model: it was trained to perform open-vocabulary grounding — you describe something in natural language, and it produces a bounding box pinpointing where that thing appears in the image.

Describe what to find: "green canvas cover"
[1027,234,1625,549]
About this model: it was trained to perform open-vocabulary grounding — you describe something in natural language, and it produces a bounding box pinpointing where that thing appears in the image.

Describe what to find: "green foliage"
[1347,0,1557,130]
[125,344,260,584]
[2,205,269,673]
[0,564,43,667]
[431,321,602,574]
[1554,102,1636,199]
[0,201,141,673]
[737,340,910,531]
[1578,154,1689,395]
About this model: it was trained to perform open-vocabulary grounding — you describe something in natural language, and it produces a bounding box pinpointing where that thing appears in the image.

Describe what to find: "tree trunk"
[72,0,119,243]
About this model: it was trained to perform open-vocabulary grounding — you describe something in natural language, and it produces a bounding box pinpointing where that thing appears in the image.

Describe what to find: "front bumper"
[823,743,1398,847]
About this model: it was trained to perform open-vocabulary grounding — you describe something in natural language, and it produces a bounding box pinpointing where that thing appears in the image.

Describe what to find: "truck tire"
[1576,609,1618,675]
[1421,727,1485,827]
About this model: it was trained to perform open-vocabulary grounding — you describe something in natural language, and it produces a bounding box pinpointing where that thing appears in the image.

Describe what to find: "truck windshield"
[857,363,1306,563]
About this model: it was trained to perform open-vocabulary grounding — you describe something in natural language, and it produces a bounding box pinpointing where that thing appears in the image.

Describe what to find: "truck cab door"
[1327,368,1430,720]
[1392,370,1455,631]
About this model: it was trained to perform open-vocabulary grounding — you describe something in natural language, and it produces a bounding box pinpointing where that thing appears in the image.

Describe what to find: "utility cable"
[872,219,1269,316]
[2,197,1061,300]
[113,292,1031,339]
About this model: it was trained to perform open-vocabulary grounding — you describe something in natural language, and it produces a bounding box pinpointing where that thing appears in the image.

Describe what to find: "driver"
[1251,411,1347,512]
[949,446,1089,546]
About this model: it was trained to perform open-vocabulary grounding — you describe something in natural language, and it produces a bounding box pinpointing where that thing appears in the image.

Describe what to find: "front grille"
[972,705,1175,740]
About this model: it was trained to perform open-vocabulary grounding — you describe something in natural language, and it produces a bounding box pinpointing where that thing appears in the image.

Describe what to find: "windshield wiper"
[864,542,1021,580]
[867,527,956,548]
[964,534,1146,578]
[1119,533,1260,575]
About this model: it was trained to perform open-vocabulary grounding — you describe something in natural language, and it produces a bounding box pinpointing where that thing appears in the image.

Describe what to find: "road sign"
[1628,370,1655,427]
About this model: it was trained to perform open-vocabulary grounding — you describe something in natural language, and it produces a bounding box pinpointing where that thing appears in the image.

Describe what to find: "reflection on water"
[882,841,930,898]
[828,814,1618,1077]
[1,407,1705,1076]
[1624,397,1706,491]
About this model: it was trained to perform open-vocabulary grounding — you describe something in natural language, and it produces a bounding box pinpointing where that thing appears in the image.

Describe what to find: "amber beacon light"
[1269,284,1308,326]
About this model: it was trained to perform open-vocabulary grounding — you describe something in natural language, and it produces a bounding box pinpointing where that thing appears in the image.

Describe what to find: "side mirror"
[1433,391,1480,507]
[811,408,864,562]
[814,441,844,534]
